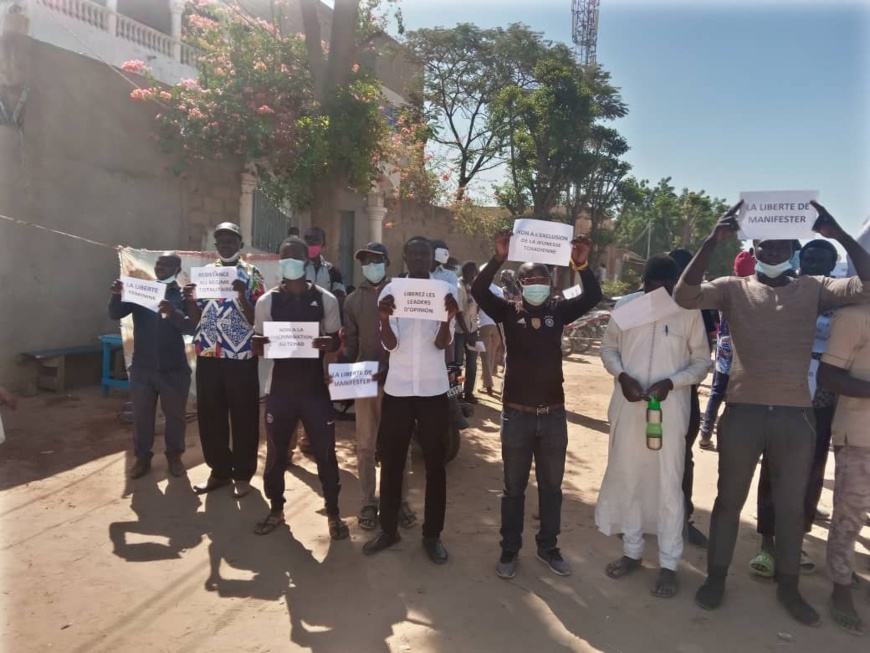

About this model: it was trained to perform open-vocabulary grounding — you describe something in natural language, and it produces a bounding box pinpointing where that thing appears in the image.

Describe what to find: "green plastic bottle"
[646,396,663,451]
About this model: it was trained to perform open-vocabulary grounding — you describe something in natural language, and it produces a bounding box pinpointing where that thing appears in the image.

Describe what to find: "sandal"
[605,556,642,579]
[829,599,866,637]
[329,516,350,540]
[651,569,678,599]
[254,512,285,536]
[398,502,418,529]
[358,505,378,531]
[749,551,776,578]
[800,550,816,575]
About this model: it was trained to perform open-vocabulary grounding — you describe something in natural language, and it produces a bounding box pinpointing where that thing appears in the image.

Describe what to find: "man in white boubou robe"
[596,254,710,598]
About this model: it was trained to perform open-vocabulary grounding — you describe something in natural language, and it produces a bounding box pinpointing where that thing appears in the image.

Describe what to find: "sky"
[397,0,870,235]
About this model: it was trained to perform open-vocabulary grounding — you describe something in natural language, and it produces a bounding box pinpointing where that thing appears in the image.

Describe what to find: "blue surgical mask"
[362,262,386,284]
[790,251,801,270]
[280,258,306,280]
[522,284,551,306]
[755,259,793,279]
[157,274,177,285]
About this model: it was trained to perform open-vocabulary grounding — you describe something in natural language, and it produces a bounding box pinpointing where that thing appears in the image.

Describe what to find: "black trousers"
[263,391,340,515]
[378,393,448,538]
[195,357,260,482]
[682,385,702,519]
[756,404,835,536]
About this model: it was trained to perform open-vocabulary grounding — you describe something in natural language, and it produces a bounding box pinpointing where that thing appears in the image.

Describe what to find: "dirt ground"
[1,351,867,653]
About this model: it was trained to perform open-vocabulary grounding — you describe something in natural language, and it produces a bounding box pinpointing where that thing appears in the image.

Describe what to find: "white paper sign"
[190,266,238,299]
[808,358,820,400]
[611,288,682,331]
[328,362,379,401]
[508,218,574,267]
[563,285,583,300]
[467,341,486,352]
[390,278,450,322]
[813,314,833,354]
[263,321,320,359]
[737,190,819,240]
[120,275,164,311]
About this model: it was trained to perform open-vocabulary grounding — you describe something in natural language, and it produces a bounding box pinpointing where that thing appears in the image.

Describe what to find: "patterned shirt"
[193,259,266,359]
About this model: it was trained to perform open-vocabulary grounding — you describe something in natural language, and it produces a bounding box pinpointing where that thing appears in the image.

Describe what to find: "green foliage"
[614,177,742,278]
[601,279,633,298]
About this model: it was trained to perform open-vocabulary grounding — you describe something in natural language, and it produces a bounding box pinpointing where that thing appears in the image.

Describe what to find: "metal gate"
[252,189,293,254]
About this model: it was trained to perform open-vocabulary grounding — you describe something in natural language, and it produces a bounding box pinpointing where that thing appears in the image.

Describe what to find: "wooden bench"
[19,344,103,393]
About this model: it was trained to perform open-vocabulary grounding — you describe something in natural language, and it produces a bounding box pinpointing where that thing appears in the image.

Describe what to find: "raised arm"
[471,229,514,323]
[812,201,870,282]
[560,234,602,322]
[108,280,133,320]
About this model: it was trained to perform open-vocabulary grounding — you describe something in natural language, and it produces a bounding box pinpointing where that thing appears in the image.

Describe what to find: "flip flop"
[358,505,378,531]
[398,502,418,529]
[605,556,642,579]
[651,569,678,599]
[329,516,350,540]
[828,599,866,637]
[254,512,285,536]
[800,550,816,575]
[749,551,776,578]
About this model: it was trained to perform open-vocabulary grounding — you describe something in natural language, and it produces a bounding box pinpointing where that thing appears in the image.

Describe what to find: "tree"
[129,0,409,257]
[614,178,742,278]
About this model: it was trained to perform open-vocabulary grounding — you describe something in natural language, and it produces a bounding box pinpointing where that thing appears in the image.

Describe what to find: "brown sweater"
[674,274,870,407]
[342,279,389,373]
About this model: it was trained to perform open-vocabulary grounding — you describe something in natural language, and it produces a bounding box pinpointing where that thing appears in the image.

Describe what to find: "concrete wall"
[0,33,241,389]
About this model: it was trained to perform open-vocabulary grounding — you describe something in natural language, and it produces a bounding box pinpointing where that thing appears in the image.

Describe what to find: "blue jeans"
[500,406,568,553]
[454,331,478,396]
[700,370,730,440]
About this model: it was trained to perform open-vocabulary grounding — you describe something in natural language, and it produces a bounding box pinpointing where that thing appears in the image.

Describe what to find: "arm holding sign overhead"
[674,201,743,311]
[471,229,515,324]
[812,201,870,283]
[560,235,603,323]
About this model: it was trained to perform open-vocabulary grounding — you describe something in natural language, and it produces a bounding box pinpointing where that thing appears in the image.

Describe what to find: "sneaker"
[699,438,716,451]
[496,550,519,579]
[536,547,571,576]
[166,454,185,478]
[129,457,151,479]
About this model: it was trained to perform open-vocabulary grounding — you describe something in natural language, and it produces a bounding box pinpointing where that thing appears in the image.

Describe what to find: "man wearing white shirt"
[362,237,459,564]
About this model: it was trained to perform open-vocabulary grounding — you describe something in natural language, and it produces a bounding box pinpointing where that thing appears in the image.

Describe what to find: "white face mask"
[434,248,449,265]
[157,274,177,285]
[219,254,240,264]
[755,259,793,279]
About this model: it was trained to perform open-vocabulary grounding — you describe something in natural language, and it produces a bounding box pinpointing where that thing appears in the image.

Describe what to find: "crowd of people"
[98,205,870,637]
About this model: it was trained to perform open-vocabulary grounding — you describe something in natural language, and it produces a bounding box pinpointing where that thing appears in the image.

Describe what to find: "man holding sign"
[362,237,458,564]
[675,200,870,626]
[251,236,349,541]
[186,222,265,498]
[472,230,601,580]
[109,252,193,479]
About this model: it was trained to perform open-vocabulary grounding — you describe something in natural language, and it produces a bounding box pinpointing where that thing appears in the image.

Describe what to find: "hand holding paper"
[263,322,320,359]
[507,218,574,267]
[328,362,379,401]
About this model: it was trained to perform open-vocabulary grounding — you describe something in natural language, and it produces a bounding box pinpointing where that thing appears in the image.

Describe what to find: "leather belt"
[504,402,564,416]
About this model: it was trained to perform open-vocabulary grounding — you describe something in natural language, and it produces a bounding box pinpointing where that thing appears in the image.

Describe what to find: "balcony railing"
[33,0,198,65]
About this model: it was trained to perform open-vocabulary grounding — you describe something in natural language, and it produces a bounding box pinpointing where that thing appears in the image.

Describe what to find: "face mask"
[790,251,801,270]
[452,266,462,276]
[362,262,386,284]
[434,248,449,265]
[755,259,793,279]
[157,274,177,285]
[522,284,551,306]
[308,245,323,259]
[219,254,240,264]
[280,258,306,280]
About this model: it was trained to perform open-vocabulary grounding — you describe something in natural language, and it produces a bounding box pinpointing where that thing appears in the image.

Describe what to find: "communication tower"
[572,0,601,66]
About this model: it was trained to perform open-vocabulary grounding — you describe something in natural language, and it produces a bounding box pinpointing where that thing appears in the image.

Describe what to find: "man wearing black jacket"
[473,230,602,579]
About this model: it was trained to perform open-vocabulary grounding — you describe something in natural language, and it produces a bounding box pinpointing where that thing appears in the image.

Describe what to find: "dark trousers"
[454,332,479,396]
[195,357,260,482]
[499,406,568,553]
[682,385,701,519]
[708,404,815,577]
[756,404,835,536]
[700,370,730,440]
[130,367,190,459]
[378,393,448,538]
[263,391,340,515]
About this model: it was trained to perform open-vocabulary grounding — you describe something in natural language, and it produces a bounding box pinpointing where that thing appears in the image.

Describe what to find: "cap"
[734,250,756,277]
[214,222,242,238]
[354,242,388,261]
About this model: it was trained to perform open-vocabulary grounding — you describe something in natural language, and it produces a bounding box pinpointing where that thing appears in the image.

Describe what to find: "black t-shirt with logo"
[471,259,602,407]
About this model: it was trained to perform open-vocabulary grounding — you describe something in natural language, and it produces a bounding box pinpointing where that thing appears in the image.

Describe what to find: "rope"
[0,212,119,250]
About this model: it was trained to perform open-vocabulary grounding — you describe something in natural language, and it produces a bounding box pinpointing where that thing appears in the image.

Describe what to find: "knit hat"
[733,250,756,277]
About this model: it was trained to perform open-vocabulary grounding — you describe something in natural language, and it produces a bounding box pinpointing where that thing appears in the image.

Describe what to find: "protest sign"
[737,191,819,240]
[120,275,164,311]
[508,218,574,267]
[813,314,832,354]
[390,278,451,322]
[611,288,682,331]
[808,358,820,401]
[328,362,379,401]
[190,266,238,299]
[263,322,320,359]
[563,285,583,300]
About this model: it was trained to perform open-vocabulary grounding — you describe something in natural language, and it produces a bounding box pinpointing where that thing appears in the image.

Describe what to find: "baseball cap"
[354,242,388,261]
[733,250,756,277]
[214,222,242,238]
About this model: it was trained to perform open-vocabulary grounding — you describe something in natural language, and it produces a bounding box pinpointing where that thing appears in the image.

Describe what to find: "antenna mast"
[572,0,601,66]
